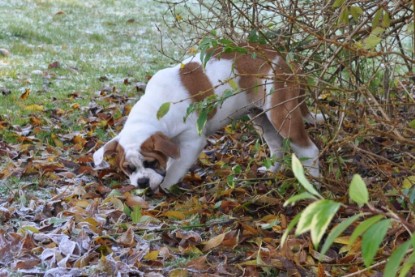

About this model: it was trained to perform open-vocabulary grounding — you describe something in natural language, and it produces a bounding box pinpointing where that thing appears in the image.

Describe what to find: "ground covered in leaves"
[1,79,415,276]
[1,0,415,276]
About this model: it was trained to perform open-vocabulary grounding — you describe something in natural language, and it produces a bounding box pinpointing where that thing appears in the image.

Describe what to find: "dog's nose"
[136,177,150,188]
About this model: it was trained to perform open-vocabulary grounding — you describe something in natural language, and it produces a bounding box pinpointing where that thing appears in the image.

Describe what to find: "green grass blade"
[320,213,362,257]
[291,154,322,198]
[283,192,318,207]
[384,240,411,277]
[362,219,391,267]
[349,214,384,245]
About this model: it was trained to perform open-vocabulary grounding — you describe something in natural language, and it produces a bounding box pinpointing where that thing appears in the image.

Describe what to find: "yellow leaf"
[25,104,44,112]
[19,226,40,234]
[198,152,212,166]
[71,103,80,109]
[163,210,186,220]
[169,269,188,277]
[202,233,225,252]
[20,88,31,100]
[75,200,91,208]
[175,14,183,21]
[51,133,63,147]
[334,236,352,245]
[144,250,159,261]
[403,176,415,189]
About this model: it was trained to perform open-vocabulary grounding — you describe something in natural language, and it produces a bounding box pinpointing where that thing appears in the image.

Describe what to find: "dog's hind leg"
[265,79,320,177]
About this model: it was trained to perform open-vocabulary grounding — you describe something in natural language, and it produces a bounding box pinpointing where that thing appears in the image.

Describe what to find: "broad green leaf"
[291,154,322,198]
[350,6,363,21]
[339,7,350,25]
[408,119,415,129]
[384,240,411,277]
[363,35,382,50]
[281,212,302,246]
[310,200,341,248]
[131,206,142,224]
[320,214,362,257]
[332,0,346,8]
[349,174,369,206]
[372,9,383,28]
[296,201,320,235]
[382,11,391,28]
[196,109,208,135]
[157,102,171,120]
[399,251,415,277]
[362,219,391,267]
[349,214,384,245]
[296,200,341,248]
[371,27,385,36]
[228,79,239,90]
[284,192,318,207]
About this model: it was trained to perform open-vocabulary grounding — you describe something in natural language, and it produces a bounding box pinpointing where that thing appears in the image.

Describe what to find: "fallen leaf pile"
[0,78,415,276]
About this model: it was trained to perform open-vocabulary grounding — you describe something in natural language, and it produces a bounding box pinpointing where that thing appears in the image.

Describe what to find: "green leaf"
[372,9,383,28]
[349,174,369,206]
[350,6,363,21]
[131,206,142,224]
[332,0,346,8]
[157,102,171,120]
[384,240,411,277]
[399,251,415,277]
[228,79,239,90]
[382,11,391,28]
[196,109,208,135]
[310,200,341,248]
[408,119,415,129]
[284,192,318,207]
[296,200,341,248]
[371,27,385,36]
[281,212,302,246]
[291,154,322,198]
[363,35,382,49]
[320,214,362,257]
[362,219,391,267]
[339,7,350,25]
[349,214,384,245]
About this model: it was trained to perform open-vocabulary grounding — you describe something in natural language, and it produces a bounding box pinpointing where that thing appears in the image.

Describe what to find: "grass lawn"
[0,0,180,128]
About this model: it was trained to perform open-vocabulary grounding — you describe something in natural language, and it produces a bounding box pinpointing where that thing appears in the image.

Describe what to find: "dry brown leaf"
[202,233,225,252]
[117,227,135,247]
[125,193,149,209]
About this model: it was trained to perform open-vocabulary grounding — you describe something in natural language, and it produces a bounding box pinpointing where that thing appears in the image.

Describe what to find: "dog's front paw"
[257,163,281,173]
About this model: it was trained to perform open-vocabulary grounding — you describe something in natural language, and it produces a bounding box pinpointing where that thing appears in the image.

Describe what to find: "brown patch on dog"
[99,139,128,173]
[140,132,180,171]
[180,62,216,117]
[211,43,312,147]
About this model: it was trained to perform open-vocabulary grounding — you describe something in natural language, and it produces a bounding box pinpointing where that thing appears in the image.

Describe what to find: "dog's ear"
[152,132,180,159]
[93,137,120,169]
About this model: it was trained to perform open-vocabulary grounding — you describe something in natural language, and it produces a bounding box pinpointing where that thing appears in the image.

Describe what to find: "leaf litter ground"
[1,80,415,276]
[1,1,415,276]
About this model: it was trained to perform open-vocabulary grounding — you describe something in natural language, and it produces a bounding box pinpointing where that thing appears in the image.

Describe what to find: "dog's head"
[93,132,180,191]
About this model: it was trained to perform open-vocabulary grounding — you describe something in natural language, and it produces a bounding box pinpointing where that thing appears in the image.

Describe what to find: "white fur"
[93,53,322,191]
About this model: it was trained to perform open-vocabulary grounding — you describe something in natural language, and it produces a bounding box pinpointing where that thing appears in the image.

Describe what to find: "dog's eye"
[143,160,158,169]
[126,164,136,173]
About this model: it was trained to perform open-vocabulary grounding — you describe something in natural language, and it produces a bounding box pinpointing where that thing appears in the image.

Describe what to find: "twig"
[341,259,387,277]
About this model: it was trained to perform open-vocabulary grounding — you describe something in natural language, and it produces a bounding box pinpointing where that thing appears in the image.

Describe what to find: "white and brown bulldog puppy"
[93,43,323,192]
